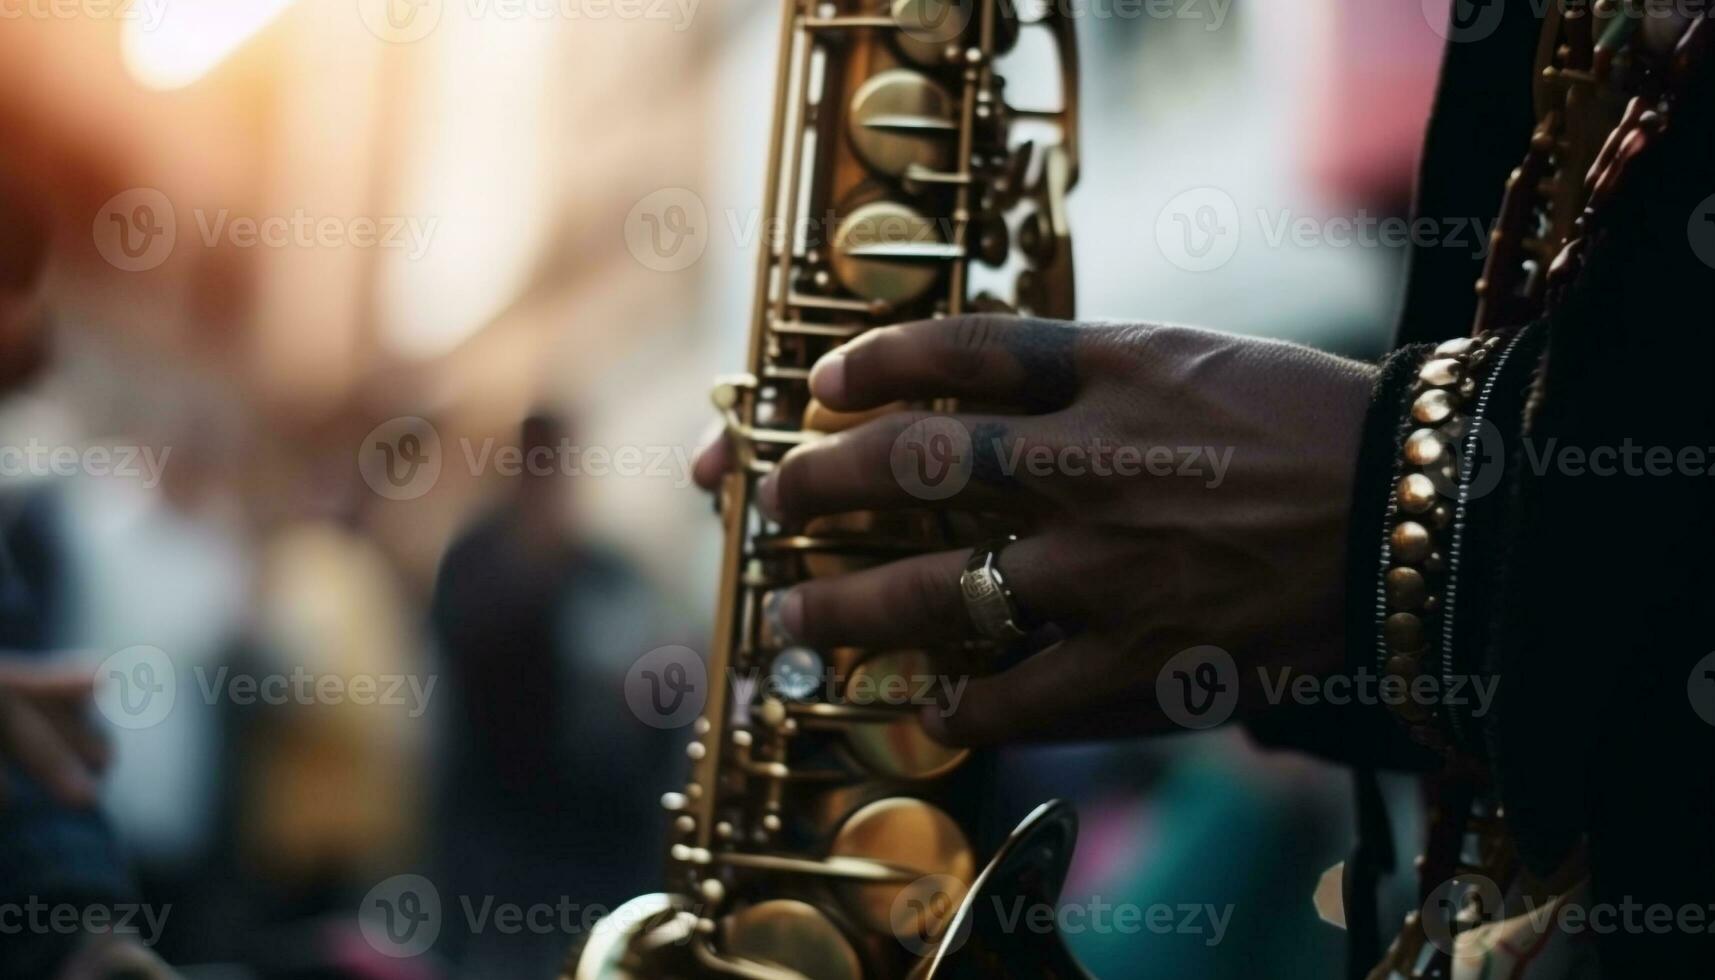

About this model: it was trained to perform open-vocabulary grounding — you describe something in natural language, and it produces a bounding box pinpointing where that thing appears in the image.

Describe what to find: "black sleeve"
[1481,78,1715,973]
[1335,51,1715,976]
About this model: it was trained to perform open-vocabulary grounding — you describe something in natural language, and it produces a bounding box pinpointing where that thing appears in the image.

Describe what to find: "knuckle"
[1080,323,1161,387]
[1089,322,1152,362]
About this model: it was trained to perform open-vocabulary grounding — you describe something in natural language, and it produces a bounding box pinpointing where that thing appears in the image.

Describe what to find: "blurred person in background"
[225,490,429,974]
[430,410,681,978]
[0,177,172,979]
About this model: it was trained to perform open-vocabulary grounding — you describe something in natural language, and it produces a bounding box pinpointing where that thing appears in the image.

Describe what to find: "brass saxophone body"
[577,0,1083,976]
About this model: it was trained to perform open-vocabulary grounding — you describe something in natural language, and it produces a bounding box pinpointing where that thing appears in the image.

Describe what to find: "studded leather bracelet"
[1375,331,1516,751]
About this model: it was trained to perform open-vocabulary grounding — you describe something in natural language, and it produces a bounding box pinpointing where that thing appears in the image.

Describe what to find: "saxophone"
[577,0,1082,975]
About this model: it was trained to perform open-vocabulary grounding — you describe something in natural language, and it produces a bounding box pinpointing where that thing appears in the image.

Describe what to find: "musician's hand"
[0,657,108,807]
[693,317,1375,745]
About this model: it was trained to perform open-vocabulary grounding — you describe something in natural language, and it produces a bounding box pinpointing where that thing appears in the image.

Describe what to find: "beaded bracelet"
[1375,332,1511,750]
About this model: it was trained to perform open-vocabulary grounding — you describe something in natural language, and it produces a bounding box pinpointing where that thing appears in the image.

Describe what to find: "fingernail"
[757,473,782,520]
[809,349,847,405]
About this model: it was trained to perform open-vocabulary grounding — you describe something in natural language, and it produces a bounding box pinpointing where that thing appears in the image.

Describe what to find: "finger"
[692,423,732,491]
[810,315,1085,413]
[760,412,1063,521]
[0,696,98,806]
[921,631,1132,747]
[42,701,111,773]
[781,535,1096,649]
[0,658,95,699]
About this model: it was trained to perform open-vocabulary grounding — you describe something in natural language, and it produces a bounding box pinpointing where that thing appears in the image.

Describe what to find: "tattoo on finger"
[1003,321,1080,411]
[969,421,1016,488]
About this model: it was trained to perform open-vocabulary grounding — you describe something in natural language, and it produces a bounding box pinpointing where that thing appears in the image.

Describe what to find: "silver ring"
[960,535,1030,642]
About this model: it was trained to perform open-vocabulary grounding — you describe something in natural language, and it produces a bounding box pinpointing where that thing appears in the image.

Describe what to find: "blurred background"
[0,0,1453,976]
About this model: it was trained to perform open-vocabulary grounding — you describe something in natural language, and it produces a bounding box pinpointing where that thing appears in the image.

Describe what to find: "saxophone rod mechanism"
[671,846,926,884]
